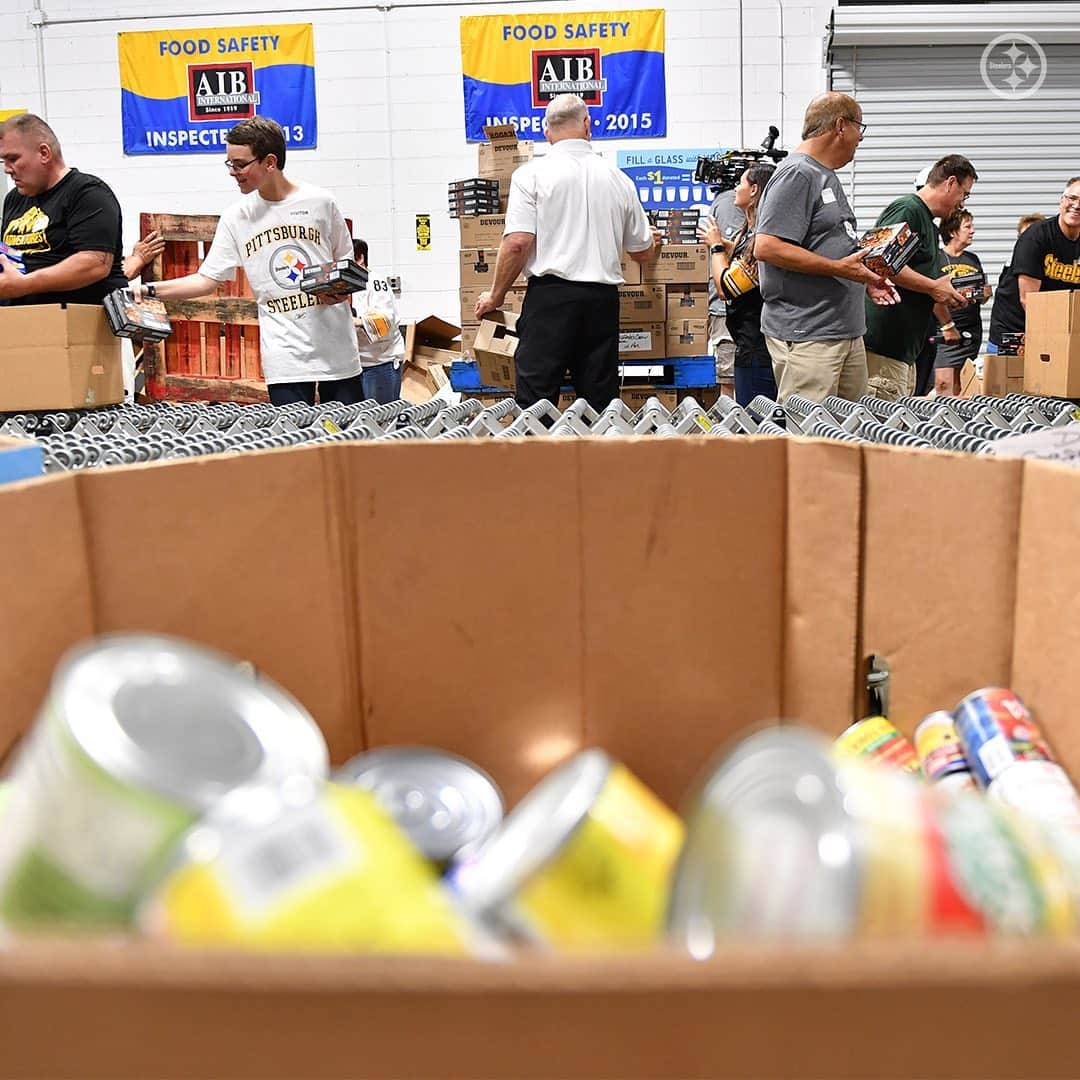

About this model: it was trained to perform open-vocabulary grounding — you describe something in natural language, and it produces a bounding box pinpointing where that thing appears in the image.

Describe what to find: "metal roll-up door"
[826,7,1080,333]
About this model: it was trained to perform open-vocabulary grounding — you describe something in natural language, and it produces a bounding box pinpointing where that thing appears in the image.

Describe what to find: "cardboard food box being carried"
[473,310,519,389]
[459,249,526,290]
[642,244,709,286]
[1024,289,1080,397]
[666,318,711,358]
[618,322,667,360]
[0,304,124,411]
[2,437,1080,1078]
[618,284,665,323]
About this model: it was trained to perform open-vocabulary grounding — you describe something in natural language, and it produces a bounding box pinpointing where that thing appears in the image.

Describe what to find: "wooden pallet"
[139,212,267,403]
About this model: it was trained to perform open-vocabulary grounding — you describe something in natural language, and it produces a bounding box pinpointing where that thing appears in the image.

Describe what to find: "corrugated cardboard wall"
[3,440,1080,799]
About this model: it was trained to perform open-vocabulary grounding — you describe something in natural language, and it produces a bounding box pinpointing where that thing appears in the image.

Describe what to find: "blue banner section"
[617,148,729,211]
[121,65,316,155]
[463,50,665,142]
[118,23,316,156]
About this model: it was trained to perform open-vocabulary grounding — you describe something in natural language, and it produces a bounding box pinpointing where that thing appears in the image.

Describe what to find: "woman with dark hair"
[698,162,777,406]
[934,209,991,397]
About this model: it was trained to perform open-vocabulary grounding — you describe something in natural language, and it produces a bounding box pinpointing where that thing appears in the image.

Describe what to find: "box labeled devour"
[0,304,124,411]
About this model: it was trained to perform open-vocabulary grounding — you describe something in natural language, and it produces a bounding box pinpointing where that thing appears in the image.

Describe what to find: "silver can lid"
[55,634,329,810]
[449,749,611,913]
[668,727,860,955]
[335,746,504,863]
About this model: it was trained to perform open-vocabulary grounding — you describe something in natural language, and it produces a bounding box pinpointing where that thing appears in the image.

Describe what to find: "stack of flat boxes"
[458,125,533,359]
[620,208,710,395]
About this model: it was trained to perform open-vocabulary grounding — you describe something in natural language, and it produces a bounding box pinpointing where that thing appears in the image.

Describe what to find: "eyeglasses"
[1062,194,1080,206]
[224,158,259,173]
[958,186,973,204]
[845,118,867,136]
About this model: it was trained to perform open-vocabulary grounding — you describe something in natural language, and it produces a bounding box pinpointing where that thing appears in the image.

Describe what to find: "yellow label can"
[451,751,683,949]
[142,781,479,955]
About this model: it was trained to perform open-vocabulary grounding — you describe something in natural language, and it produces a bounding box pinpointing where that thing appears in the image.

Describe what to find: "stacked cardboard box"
[458,126,533,359]
[619,243,711,382]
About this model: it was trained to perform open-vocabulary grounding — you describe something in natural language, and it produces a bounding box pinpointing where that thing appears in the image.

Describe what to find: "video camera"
[694,126,788,192]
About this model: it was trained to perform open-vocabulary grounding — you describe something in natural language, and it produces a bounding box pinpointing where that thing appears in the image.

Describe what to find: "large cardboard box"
[0,304,123,411]
[619,322,666,361]
[459,248,526,289]
[477,123,533,180]
[472,310,518,389]
[1025,289,1080,397]
[618,285,665,323]
[3,441,1080,1076]
[620,252,642,286]
[458,213,506,249]
[667,284,709,321]
[642,244,709,286]
[666,318,711,358]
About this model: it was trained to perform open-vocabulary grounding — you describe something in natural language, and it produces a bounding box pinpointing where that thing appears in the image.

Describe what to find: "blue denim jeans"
[361,361,402,404]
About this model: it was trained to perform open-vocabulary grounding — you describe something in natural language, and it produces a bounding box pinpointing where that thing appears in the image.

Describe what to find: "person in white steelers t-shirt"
[350,237,405,404]
[137,117,363,406]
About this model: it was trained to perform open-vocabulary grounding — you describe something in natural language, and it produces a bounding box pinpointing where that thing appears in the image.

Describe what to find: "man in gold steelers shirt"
[0,113,128,304]
[989,176,1080,350]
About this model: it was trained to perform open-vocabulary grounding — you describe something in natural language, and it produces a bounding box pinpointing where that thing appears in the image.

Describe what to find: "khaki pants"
[765,336,868,404]
[865,350,917,401]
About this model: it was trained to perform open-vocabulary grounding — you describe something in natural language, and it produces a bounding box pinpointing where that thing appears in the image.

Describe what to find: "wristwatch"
[144,283,156,298]
[709,245,725,256]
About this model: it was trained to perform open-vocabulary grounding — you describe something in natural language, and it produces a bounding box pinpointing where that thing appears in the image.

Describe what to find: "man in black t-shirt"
[989,182,1080,348]
[0,113,127,305]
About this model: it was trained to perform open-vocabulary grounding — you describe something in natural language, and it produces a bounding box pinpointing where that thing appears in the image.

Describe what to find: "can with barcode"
[0,635,329,928]
[448,749,684,949]
[953,687,1053,788]
[140,779,484,955]
[915,711,978,795]
[335,746,504,867]
[834,715,922,777]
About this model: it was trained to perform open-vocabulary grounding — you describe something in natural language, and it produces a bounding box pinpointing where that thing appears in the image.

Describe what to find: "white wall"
[0,0,834,323]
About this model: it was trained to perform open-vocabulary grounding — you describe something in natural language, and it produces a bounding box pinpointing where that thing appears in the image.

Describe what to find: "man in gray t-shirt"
[755,92,898,403]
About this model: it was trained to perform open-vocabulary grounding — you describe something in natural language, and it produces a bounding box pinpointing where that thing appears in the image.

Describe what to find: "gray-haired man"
[475,94,656,410]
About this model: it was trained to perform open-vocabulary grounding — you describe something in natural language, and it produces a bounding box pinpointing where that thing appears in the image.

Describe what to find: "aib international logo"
[980,33,1047,101]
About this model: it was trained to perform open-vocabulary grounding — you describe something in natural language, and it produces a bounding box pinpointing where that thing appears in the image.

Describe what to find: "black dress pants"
[514,275,620,412]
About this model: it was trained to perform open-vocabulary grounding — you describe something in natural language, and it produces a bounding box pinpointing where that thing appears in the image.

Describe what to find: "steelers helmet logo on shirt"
[269,245,312,290]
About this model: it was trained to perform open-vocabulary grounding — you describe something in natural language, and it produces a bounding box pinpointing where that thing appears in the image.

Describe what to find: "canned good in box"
[449,749,683,949]
[0,635,329,928]
[141,780,484,955]
[835,715,921,777]
[915,711,978,795]
[954,687,1080,830]
[954,688,1053,787]
[668,727,1070,954]
[335,746,504,867]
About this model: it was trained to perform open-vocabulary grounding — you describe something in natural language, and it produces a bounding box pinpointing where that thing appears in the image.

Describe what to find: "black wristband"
[145,283,156,298]
[709,245,725,256]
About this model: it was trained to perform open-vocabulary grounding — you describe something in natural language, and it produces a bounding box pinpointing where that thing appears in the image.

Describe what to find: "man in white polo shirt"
[474,94,655,410]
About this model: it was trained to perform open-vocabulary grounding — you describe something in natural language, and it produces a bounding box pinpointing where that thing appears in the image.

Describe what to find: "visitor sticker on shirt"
[821,188,836,205]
